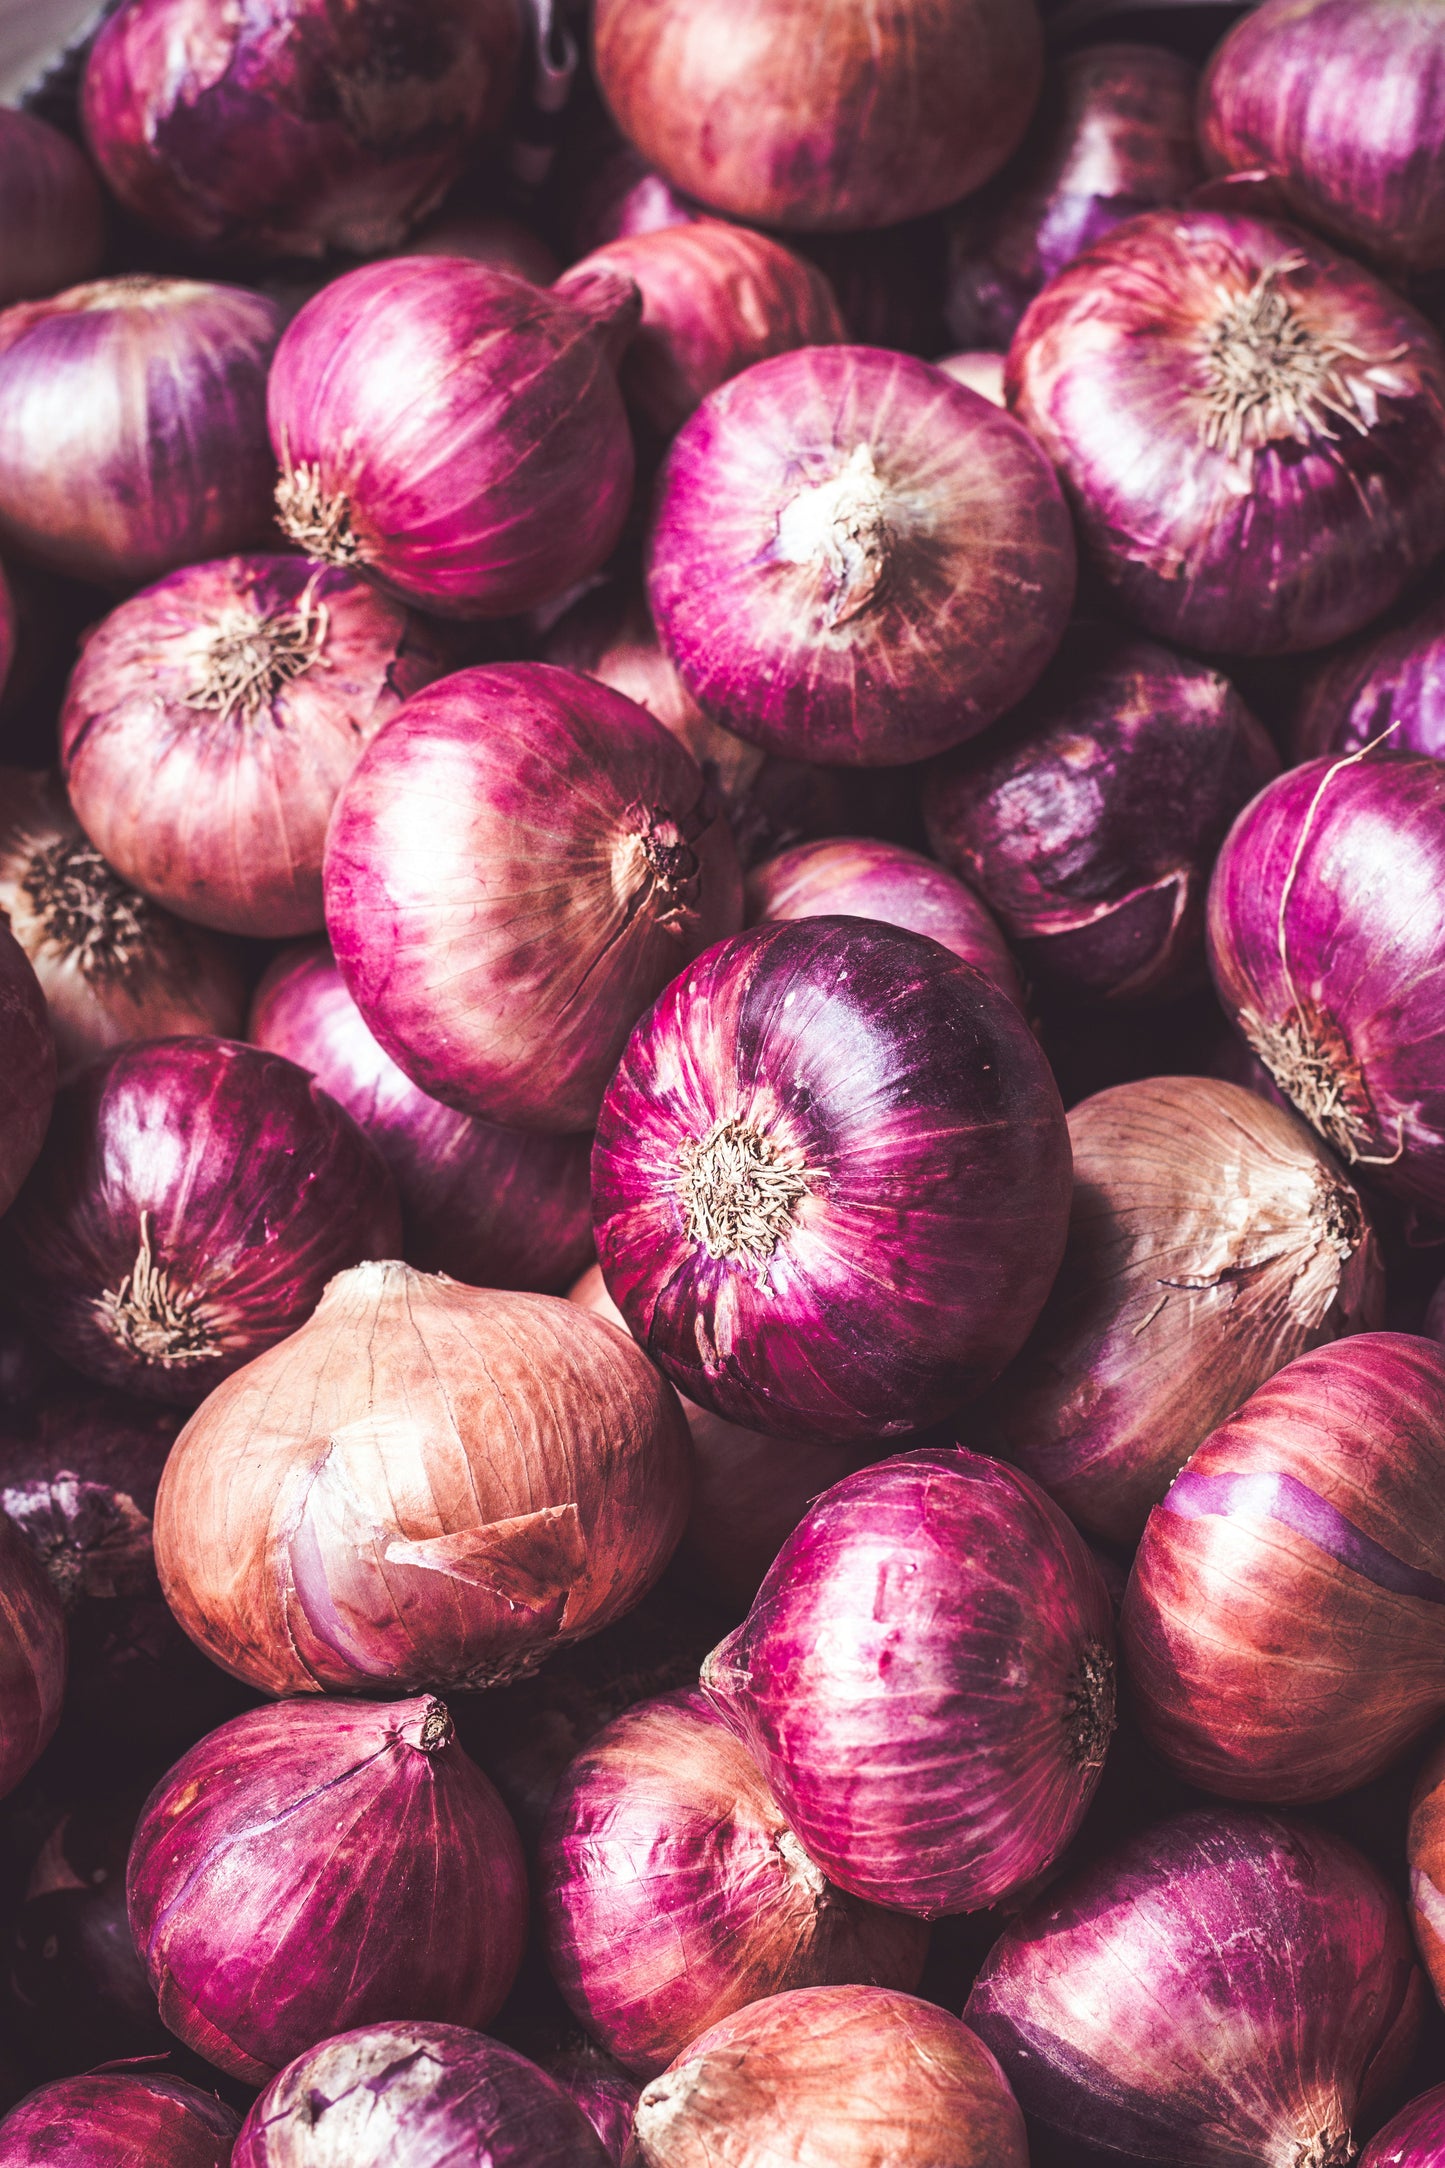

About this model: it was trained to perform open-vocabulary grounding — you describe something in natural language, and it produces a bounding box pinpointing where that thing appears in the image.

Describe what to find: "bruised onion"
[1007,209,1445,655]
[965,1808,1424,2167]
[324,662,741,1131]
[0,109,104,308]
[1361,2087,1445,2167]
[0,277,280,590]
[539,2047,637,2165]
[648,345,1076,766]
[1294,578,1445,762]
[0,2073,239,2167]
[0,1511,65,1801]
[0,1036,400,1403]
[154,1260,691,1695]
[61,555,453,937]
[982,1077,1382,1547]
[0,924,54,1221]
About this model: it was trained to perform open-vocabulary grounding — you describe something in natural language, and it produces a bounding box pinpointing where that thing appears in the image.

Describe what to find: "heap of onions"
[1294,579,1445,762]
[0,2073,239,2167]
[1007,209,1445,655]
[1407,1735,1445,2016]
[1361,2085,1445,2167]
[153,1261,691,1695]
[0,1511,66,1802]
[0,925,54,1220]
[0,110,105,308]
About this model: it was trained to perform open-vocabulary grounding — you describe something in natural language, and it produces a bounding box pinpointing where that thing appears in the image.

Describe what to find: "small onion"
[628,1985,1028,2168]
[324,662,742,1132]
[1294,578,1445,762]
[0,2074,239,2168]
[60,554,453,937]
[702,1448,1115,1917]
[934,351,1006,404]
[268,259,638,619]
[1007,209,1445,655]
[648,345,1076,766]
[153,1260,691,1695]
[0,1036,400,1404]
[538,2046,638,2165]
[1122,1334,1445,1802]
[0,109,105,308]
[0,923,54,1221]
[1360,2084,1445,2167]
[982,1077,1382,1547]
[0,1511,66,1802]
[0,277,281,590]
[565,140,701,257]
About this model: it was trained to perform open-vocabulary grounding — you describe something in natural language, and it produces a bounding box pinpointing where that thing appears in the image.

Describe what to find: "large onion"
[1294,578,1445,762]
[0,2074,239,2167]
[0,1510,66,1801]
[0,923,54,1221]
[0,109,105,308]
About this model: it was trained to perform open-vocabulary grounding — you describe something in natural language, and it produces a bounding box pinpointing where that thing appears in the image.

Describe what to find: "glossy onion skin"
[324,663,742,1133]
[592,0,1043,233]
[1360,2083,1445,2166]
[627,1985,1028,2168]
[0,110,105,308]
[0,2073,239,2167]
[82,0,521,260]
[1409,1736,1445,2020]
[0,1513,66,1802]
[982,1077,1382,1546]
[153,1261,692,1696]
[923,626,1279,1005]
[1007,210,1445,656]
[966,1810,1424,2168]
[648,346,1076,766]
[233,2023,612,2168]
[1295,580,1445,762]
[593,918,1070,1443]
[0,1037,400,1404]
[0,923,54,1221]
[1123,1335,1445,1801]
[702,1448,1115,1917]
[127,1695,527,2082]
[0,277,280,590]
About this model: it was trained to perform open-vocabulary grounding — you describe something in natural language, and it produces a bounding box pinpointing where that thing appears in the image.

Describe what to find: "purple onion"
[537,2046,637,2165]
[1294,578,1445,762]
[1361,2083,1445,2165]
[0,922,53,1220]
[0,109,104,308]
[0,1512,66,1802]
[0,2073,239,2167]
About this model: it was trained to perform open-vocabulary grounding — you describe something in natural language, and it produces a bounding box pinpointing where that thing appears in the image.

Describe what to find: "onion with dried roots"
[0,922,54,1221]
[0,1510,66,1802]
[0,109,105,309]
[0,2073,239,2167]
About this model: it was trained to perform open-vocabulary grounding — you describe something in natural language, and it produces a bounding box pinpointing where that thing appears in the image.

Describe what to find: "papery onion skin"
[267,259,637,619]
[1360,2083,1445,2166]
[60,554,453,938]
[627,1984,1028,2168]
[593,918,1070,1443]
[0,1511,66,1802]
[324,662,742,1132]
[648,345,1076,767]
[1294,580,1445,762]
[0,1036,400,1404]
[0,2073,239,2167]
[702,1448,1115,1917]
[154,1260,692,1696]
[982,1077,1382,1548]
[1122,1334,1445,1802]
[0,924,54,1221]
[966,1808,1424,2168]
[0,277,280,590]
[539,2047,638,2165]
[1007,209,1445,656]
[1408,1738,1445,2022]
[539,1690,928,2077]
[0,110,105,308]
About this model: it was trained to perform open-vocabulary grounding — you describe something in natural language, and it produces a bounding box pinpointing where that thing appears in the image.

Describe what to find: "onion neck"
[552,263,644,365]
[1291,2129,1355,2168]
[398,1697,453,1754]
[19,832,161,985]
[774,443,892,627]
[775,1825,829,1907]
[677,1115,814,1281]
[1200,257,1371,460]
[184,579,331,724]
[1063,1642,1116,1771]
[274,459,363,568]
[94,1213,219,1369]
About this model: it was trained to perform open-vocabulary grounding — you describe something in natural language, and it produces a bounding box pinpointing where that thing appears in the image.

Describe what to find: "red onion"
[702,1447,1115,1916]
[0,109,104,308]
[965,1809,1424,2167]
[592,0,1044,232]
[593,918,1070,1442]
[1408,1736,1445,2028]
[0,277,281,590]
[1294,578,1445,763]
[1122,1334,1445,1801]
[564,140,701,257]
[82,0,522,259]
[935,352,1006,404]
[628,1985,1028,2168]
[648,346,1076,766]
[0,2074,239,2167]
[268,260,638,619]
[0,1511,65,1801]
[405,209,560,284]
[154,1261,691,1695]
[1361,2085,1445,2167]
[325,661,741,1131]
[60,554,453,938]
[538,2046,638,2165]
[0,1036,400,1404]
[1007,209,1445,656]
[0,923,54,1221]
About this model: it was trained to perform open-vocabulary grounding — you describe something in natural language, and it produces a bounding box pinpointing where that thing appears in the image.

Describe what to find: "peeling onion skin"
[648,345,1077,767]
[153,1261,692,1698]
[0,111,105,309]
[539,2048,638,2165]
[0,1037,401,1406]
[1006,209,1445,656]
[0,1512,66,1803]
[966,1809,1424,2168]
[0,923,54,1222]
[0,2073,239,2167]
[701,1448,1115,1918]
[981,1077,1383,1547]
[1360,2083,1445,2166]
[1294,580,1445,762]
[1122,1335,1445,1802]
[626,1984,1028,2168]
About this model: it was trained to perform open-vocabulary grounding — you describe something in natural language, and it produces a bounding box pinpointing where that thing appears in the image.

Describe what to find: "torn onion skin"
[0,1511,66,1802]
[1294,578,1445,763]
[0,921,55,1221]
[0,2073,239,2167]
[1360,2083,1445,2166]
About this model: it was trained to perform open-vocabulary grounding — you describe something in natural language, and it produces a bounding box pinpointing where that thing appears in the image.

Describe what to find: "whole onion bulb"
[1007,209,1445,655]
[1122,1335,1445,1801]
[1361,2084,1445,2166]
[251,944,593,1294]
[0,110,105,308]
[127,1694,527,2082]
[592,0,1043,232]
[538,2046,638,2165]
[1294,579,1445,762]
[0,277,280,590]
[268,259,638,618]
[702,1448,1115,1917]
[592,918,1070,1443]
[923,625,1278,1005]
[60,555,453,937]
[324,662,742,1132]
[1408,1736,1445,2021]
[539,1690,928,2076]
[0,1036,400,1403]
[0,1511,66,1801]
[154,1261,691,1695]
[0,769,244,1079]
[82,0,522,260]
[648,345,1076,766]
[0,2074,239,2167]
[628,1985,1028,2168]
[966,1809,1424,2167]
[981,1076,1382,1546]
[0,924,54,1221]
